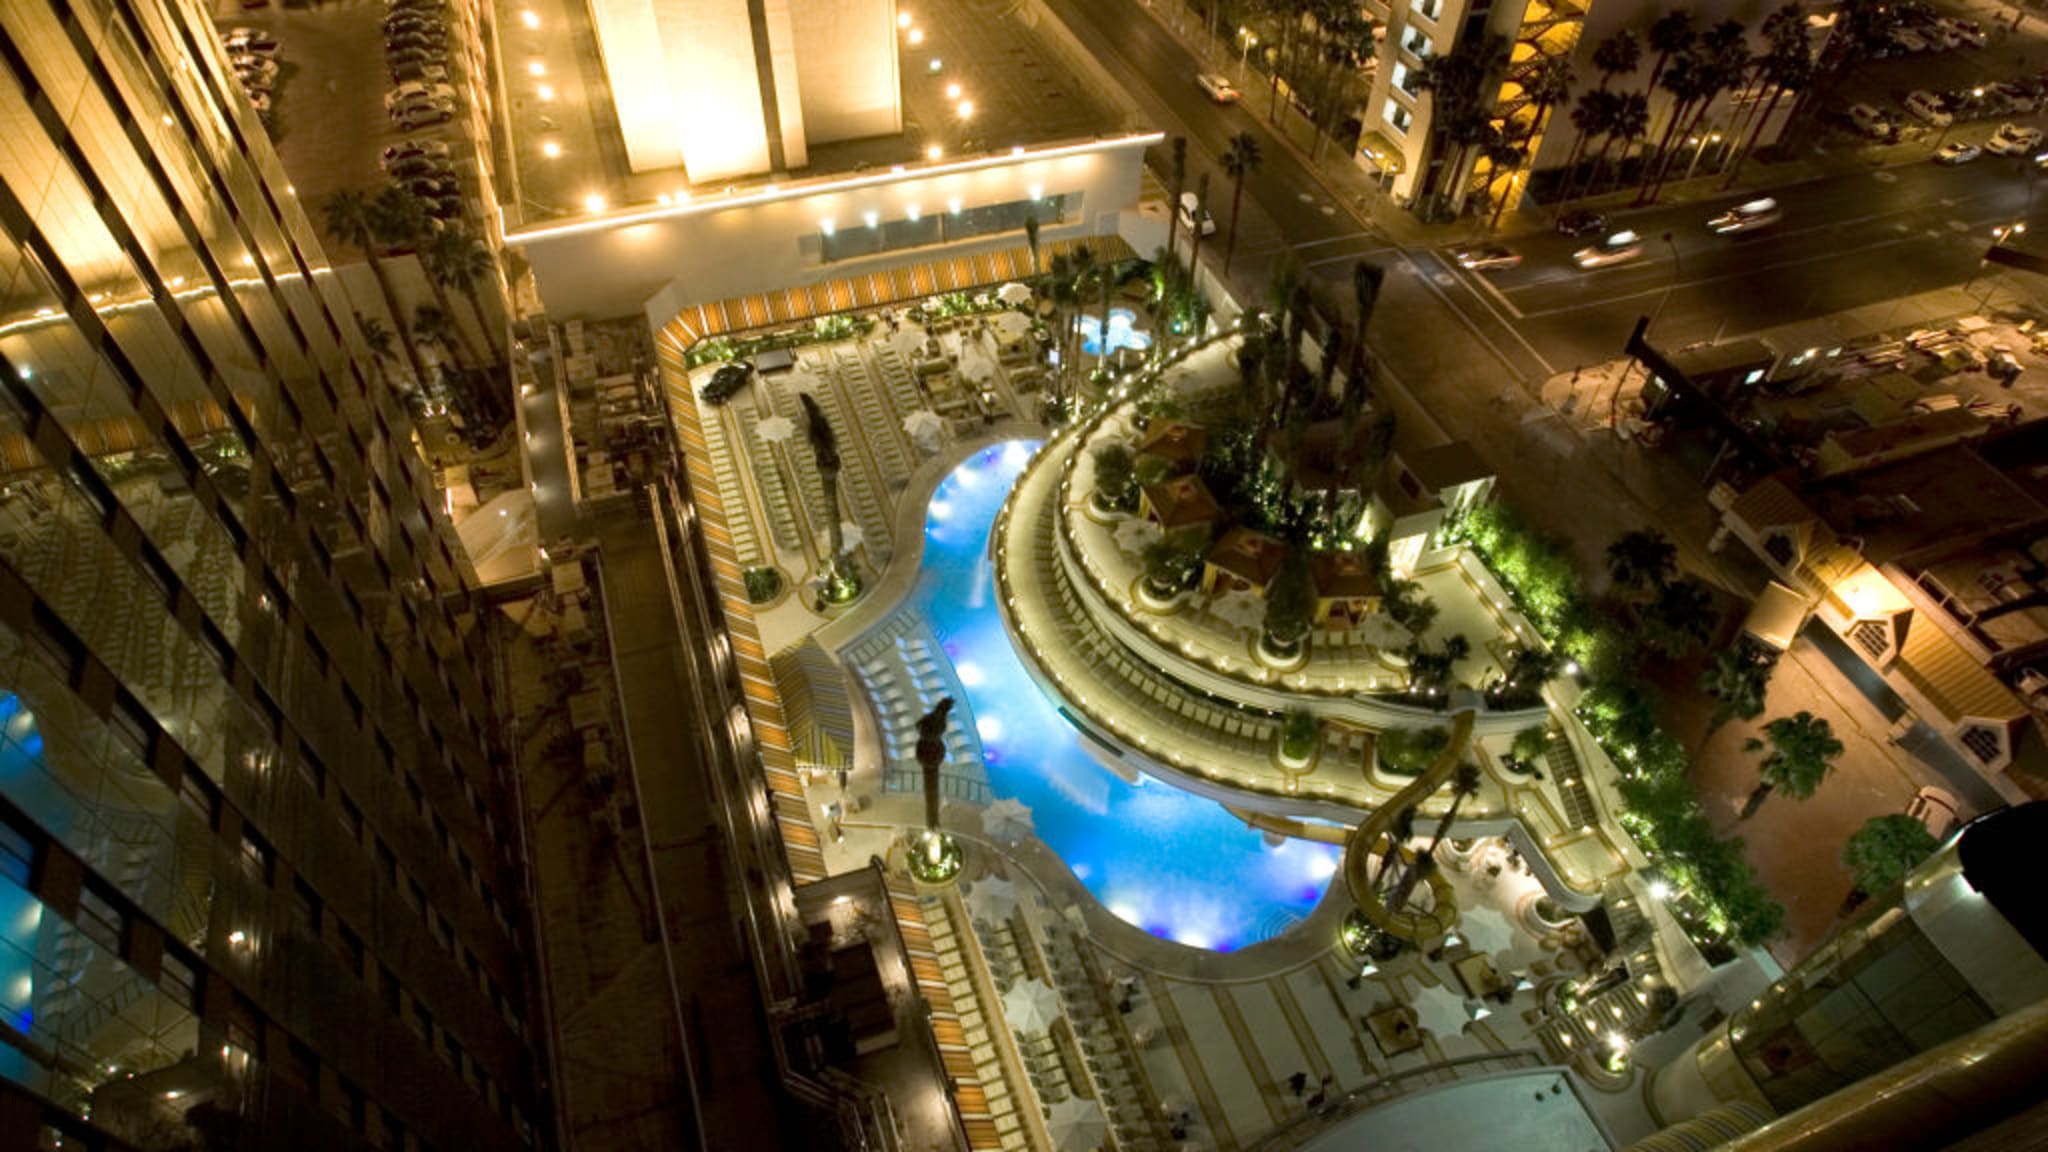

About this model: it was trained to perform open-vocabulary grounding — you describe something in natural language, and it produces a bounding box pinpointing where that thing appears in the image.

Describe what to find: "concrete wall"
[510,135,1154,321]
[591,0,772,178]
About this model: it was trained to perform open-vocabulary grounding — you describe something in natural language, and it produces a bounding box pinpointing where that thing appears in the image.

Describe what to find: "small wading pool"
[901,441,1340,951]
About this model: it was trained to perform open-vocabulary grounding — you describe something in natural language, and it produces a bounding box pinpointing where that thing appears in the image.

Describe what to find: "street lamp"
[1238,26,1258,82]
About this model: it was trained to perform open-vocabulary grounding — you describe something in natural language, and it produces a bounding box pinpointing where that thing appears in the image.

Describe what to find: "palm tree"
[1596,93,1650,196]
[1166,136,1188,265]
[1414,35,1508,219]
[1221,132,1264,275]
[1637,49,1706,201]
[413,304,465,373]
[424,226,503,364]
[1064,245,1096,388]
[1700,639,1774,729]
[1560,89,1618,202]
[1643,11,1697,98]
[1353,258,1385,334]
[1841,815,1939,908]
[1741,711,1842,817]
[1024,212,1042,276]
[324,188,428,387]
[1644,577,1718,658]
[1480,128,1529,230]
[1605,528,1676,594]
[799,392,855,598]
[1592,29,1642,92]
[1647,20,1750,199]
[1723,6,1813,188]
[1187,171,1213,274]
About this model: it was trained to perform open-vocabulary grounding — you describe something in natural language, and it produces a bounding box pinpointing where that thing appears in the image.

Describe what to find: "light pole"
[1683,131,1723,183]
[1610,232,1683,428]
[1237,27,1258,83]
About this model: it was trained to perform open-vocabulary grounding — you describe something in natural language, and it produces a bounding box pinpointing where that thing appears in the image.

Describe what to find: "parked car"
[1991,83,2038,113]
[1572,230,1645,269]
[1905,90,1953,126]
[1195,72,1240,104]
[385,82,456,111]
[1890,27,1930,52]
[1940,16,1988,47]
[1988,123,2043,155]
[234,54,279,81]
[1934,141,1982,164]
[701,362,754,406]
[1708,197,1781,234]
[389,61,449,84]
[1450,244,1521,271]
[222,27,278,54]
[392,103,453,130]
[384,137,450,162]
[1555,209,1606,237]
[1847,103,1891,137]
[404,175,460,199]
[1176,191,1217,236]
[386,153,451,179]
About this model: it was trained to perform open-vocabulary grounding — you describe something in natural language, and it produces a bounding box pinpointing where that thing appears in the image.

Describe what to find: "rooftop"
[1803,446,2048,567]
[493,0,1128,228]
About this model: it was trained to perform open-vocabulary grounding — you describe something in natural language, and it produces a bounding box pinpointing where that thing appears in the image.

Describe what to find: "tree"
[423,226,501,367]
[324,188,428,387]
[1166,136,1188,266]
[1559,89,1617,202]
[1722,5,1814,188]
[1596,93,1650,195]
[1024,212,1042,276]
[1509,724,1551,771]
[1352,259,1385,334]
[1480,126,1530,231]
[1414,35,1508,219]
[1643,10,1697,97]
[1605,528,1676,594]
[1742,711,1842,817]
[1636,48,1706,202]
[1092,442,1137,512]
[1842,815,1939,904]
[413,303,464,372]
[1143,529,1208,597]
[1643,577,1718,658]
[1262,548,1316,655]
[1222,132,1264,275]
[1700,638,1775,728]
[1645,20,1750,200]
[1592,29,1642,91]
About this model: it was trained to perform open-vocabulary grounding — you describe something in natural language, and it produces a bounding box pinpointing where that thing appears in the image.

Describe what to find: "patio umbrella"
[966,876,1020,924]
[756,414,796,443]
[1113,517,1162,554]
[1459,906,1515,956]
[1044,1096,1108,1151]
[1212,589,1265,631]
[903,409,947,444]
[1411,984,1468,1039]
[1002,978,1063,1035]
[996,282,1034,307]
[982,797,1035,843]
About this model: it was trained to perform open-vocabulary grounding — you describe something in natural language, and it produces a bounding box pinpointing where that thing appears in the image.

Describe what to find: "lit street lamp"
[1237,26,1258,82]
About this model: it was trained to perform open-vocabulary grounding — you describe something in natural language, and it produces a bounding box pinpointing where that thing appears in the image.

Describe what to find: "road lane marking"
[1402,250,1556,381]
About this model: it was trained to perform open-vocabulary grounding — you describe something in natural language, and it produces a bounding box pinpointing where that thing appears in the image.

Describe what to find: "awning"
[1357,131,1407,174]
[1742,581,1811,652]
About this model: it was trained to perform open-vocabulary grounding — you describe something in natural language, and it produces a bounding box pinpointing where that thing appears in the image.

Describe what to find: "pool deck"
[661,307,1685,1151]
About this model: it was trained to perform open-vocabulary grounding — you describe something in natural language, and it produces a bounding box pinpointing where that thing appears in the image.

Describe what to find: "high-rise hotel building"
[0,1,542,1150]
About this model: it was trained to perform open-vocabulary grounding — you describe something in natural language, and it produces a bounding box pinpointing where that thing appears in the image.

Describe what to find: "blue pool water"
[1078,308,1153,358]
[910,442,1340,951]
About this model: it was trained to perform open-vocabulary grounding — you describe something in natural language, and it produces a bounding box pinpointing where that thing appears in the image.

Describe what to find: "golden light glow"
[584,193,607,213]
[926,144,943,160]
[528,60,546,76]
[898,11,912,27]
[908,28,924,44]
[945,82,962,99]
[541,140,562,158]
[520,8,539,28]
[957,100,974,119]
[537,84,555,101]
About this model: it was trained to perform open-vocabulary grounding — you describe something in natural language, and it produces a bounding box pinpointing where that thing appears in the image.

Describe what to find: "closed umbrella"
[982,797,1034,843]
[903,409,947,444]
[1044,1096,1108,1151]
[1002,978,1063,1035]
[756,415,796,443]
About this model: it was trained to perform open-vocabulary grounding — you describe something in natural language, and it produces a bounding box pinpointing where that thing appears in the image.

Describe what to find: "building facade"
[0,0,543,1148]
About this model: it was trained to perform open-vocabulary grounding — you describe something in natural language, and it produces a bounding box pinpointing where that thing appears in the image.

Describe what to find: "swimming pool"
[911,442,1340,951]
[1078,308,1152,358]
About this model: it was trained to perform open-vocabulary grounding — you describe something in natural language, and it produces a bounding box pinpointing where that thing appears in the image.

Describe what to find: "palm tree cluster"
[1604,528,1720,659]
[323,184,507,445]
[1741,710,1843,818]
[1239,0,1378,159]
[1545,5,1817,208]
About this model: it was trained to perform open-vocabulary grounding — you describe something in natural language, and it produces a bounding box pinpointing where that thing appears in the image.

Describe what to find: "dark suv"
[1556,209,1607,237]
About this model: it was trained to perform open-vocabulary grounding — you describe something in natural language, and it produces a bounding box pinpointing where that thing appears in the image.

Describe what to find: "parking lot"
[1824,0,2048,140]
[210,0,466,248]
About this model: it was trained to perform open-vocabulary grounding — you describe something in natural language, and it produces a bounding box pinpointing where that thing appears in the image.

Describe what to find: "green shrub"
[1280,710,1318,760]
[743,566,783,604]
[1378,725,1450,775]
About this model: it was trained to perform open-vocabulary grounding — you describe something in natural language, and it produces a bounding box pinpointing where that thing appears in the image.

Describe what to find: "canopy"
[997,282,1034,306]
[1045,1096,1108,1151]
[982,797,1035,843]
[1002,978,1063,1035]
[966,876,1020,924]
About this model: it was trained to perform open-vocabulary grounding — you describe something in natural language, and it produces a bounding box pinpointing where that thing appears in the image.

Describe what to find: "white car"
[1572,230,1645,269]
[1935,141,1983,165]
[1905,90,1953,127]
[384,82,455,111]
[1450,244,1522,271]
[1988,123,2044,155]
[1940,16,1988,47]
[1890,27,1929,52]
[1195,72,1240,104]
[1708,198,1781,234]
[1847,103,1891,137]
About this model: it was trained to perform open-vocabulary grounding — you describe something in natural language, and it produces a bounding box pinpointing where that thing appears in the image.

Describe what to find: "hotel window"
[1393,61,1423,95]
[240,830,273,885]
[0,819,33,887]
[77,885,124,951]
[1402,25,1434,57]
[1415,0,1443,18]
[1385,100,1413,133]
[1960,724,2003,765]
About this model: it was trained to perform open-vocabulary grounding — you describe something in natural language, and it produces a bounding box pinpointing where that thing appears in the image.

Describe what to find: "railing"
[1244,1049,1549,1151]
